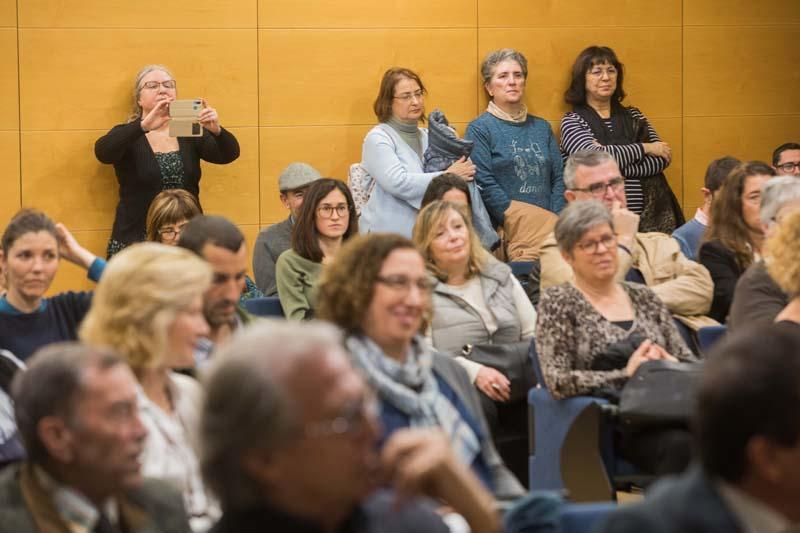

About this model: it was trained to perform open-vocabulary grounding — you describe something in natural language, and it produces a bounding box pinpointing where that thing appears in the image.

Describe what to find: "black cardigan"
[95,121,240,245]
[698,239,746,323]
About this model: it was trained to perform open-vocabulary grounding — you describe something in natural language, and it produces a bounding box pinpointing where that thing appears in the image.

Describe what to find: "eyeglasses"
[576,234,617,254]
[775,162,800,173]
[588,66,618,77]
[376,274,434,294]
[393,90,424,102]
[571,177,625,197]
[304,394,379,438]
[141,80,177,90]
[157,222,188,239]
[317,204,349,219]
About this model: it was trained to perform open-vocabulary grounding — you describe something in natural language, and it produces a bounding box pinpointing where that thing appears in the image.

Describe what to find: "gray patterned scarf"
[346,334,481,466]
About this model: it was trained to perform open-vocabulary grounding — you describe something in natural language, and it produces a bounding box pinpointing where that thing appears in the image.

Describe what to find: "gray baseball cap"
[278,162,322,192]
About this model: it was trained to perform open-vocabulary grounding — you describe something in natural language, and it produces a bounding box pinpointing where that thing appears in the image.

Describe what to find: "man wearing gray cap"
[253,163,322,295]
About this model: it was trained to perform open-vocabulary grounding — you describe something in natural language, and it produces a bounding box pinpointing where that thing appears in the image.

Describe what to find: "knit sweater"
[95,121,240,245]
[275,249,322,320]
[465,112,565,225]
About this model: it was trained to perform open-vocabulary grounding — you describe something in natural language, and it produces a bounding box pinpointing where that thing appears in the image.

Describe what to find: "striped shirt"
[560,107,668,215]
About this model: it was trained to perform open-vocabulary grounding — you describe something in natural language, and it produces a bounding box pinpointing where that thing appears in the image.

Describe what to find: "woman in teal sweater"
[276,179,358,320]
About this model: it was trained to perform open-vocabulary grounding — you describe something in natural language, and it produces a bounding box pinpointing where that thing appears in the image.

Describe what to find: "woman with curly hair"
[80,243,218,532]
[699,161,776,322]
[767,209,800,331]
[316,233,524,500]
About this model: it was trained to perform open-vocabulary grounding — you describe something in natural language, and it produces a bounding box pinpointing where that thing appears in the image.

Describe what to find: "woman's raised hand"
[55,223,96,269]
[446,156,476,181]
[140,98,171,133]
[198,98,221,135]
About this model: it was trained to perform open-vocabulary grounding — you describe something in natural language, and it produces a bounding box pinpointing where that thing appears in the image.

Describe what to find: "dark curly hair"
[564,45,626,106]
[316,233,419,334]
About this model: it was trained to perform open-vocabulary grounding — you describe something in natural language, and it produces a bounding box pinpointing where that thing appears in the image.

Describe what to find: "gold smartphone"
[169,99,203,137]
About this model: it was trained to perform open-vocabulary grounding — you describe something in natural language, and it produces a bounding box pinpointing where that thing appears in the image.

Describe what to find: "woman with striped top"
[560,46,684,234]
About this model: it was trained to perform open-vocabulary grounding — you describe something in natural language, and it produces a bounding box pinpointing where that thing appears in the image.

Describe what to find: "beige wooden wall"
[1,0,798,292]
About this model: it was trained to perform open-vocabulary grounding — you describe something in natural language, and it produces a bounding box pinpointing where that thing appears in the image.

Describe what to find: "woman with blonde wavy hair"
[79,242,218,532]
[767,209,800,331]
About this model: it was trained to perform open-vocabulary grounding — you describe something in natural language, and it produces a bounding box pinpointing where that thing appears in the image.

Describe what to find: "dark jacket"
[698,240,746,323]
[596,466,744,533]
[728,260,788,331]
[0,462,191,533]
[253,216,293,296]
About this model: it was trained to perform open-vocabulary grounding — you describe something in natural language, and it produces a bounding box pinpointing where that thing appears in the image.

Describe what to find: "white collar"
[34,465,118,531]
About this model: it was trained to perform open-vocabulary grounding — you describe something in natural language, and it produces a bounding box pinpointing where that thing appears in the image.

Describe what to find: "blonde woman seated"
[537,200,694,475]
[413,201,536,402]
[767,209,800,335]
[80,243,219,532]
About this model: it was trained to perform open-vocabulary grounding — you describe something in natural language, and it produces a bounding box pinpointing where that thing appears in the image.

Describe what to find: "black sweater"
[95,121,240,245]
[698,240,746,323]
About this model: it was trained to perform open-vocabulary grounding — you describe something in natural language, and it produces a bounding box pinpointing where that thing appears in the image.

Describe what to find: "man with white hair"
[728,176,800,330]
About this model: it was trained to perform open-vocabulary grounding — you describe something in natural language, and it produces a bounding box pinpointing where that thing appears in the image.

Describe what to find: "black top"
[698,240,746,323]
[0,292,93,361]
[95,121,240,245]
[209,491,448,533]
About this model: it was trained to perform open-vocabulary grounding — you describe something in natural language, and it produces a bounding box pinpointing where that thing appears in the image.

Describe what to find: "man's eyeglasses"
[304,395,378,438]
[775,162,800,173]
[576,234,617,254]
[571,177,625,197]
[376,274,434,294]
[393,90,424,102]
[317,204,349,219]
[141,80,177,90]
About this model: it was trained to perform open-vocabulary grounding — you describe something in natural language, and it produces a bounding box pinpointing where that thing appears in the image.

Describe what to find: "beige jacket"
[539,231,718,330]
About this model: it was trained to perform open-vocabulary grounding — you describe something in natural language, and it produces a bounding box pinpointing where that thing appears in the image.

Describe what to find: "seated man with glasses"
[772,142,800,176]
[201,320,502,533]
[539,150,716,346]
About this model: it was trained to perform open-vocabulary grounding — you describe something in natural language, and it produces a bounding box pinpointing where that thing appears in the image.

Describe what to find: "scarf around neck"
[346,334,480,466]
[487,100,528,123]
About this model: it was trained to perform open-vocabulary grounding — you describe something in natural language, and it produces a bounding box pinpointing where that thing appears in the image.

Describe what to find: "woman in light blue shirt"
[360,67,475,237]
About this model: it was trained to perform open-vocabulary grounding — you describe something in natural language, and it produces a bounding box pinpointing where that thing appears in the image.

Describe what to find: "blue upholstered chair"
[242,296,284,317]
[697,324,727,353]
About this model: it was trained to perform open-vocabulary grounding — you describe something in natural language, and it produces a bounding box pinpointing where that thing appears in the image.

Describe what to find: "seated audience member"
[317,233,525,500]
[0,342,191,533]
[699,161,775,323]
[771,141,800,175]
[253,162,322,295]
[0,209,105,361]
[276,179,358,320]
[538,201,694,475]
[79,243,218,531]
[360,67,475,238]
[767,210,800,331]
[597,325,800,533]
[177,216,256,359]
[466,49,563,261]
[412,201,536,402]
[146,190,262,302]
[729,176,800,330]
[539,150,715,333]
[672,156,739,260]
[200,321,501,533]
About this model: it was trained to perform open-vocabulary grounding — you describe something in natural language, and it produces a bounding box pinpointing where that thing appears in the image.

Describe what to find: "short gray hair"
[12,343,122,464]
[200,320,344,509]
[563,150,618,190]
[760,176,800,226]
[554,200,615,254]
[480,48,528,86]
[128,64,174,122]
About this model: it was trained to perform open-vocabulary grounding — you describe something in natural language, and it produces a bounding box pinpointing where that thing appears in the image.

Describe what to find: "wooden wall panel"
[683,115,800,210]
[0,28,17,130]
[259,29,478,126]
[47,229,107,294]
[478,0,681,27]
[685,0,800,25]
[18,29,258,130]
[20,131,116,230]
[199,127,260,225]
[0,131,20,225]
[18,0,256,28]
[0,0,14,27]
[684,26,800,116]
[259,0,476,28]
[478,27,682,121]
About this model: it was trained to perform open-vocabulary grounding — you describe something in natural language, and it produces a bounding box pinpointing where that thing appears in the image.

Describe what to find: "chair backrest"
[698,325,727,353]
[509,260,535,277]
[560,502,617,533]
[242,297,284,317]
